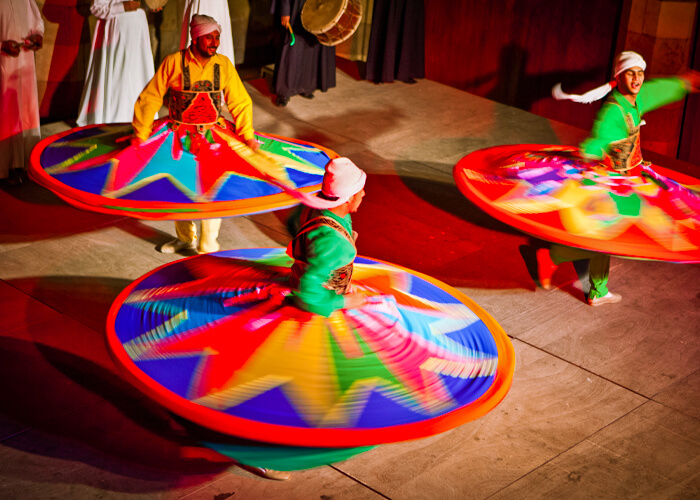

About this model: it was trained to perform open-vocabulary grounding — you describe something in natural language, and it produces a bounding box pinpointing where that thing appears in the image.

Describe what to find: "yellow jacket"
[132,49,254,141]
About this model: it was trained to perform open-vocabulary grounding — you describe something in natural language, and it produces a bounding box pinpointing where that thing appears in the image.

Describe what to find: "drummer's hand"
[281,16,290,29]
[123,1,140,11]
[246,138,260,151]
[25,34,43,51]
[1,40,21,57]
[131,136,145,147]
[343,292,367,310]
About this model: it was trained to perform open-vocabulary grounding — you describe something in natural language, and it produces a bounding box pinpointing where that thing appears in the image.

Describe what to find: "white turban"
[552,51,647,104]
[190,14,222,40]
[614,51,646,76]
[262,157,367,210]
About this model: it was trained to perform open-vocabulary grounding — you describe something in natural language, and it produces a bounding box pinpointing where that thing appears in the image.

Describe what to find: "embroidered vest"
[290,214,356,295]
[605,94,643,172]
[169,50,222,126]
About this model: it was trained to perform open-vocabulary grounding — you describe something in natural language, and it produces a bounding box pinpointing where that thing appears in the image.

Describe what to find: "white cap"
[614,51,646,77]
[552,51,647,104]
[263,157,366,210]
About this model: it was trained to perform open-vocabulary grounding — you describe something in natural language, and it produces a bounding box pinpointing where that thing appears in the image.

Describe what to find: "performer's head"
[190,14,221,59]
[614,51,646,96]
[552,50,647,104]
[318,158,366,213]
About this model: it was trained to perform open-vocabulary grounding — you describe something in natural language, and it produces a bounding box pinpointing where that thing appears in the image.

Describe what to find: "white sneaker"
[159,238,196,254]
[588,292,622,306]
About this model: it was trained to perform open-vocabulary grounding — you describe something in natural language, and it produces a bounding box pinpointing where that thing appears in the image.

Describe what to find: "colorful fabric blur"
[454,145,700,263]
[107,248,514,448]
[28,120,334,220]
[200,439,374,470]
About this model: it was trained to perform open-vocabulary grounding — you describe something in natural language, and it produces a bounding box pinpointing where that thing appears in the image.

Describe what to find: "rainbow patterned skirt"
[107,248,515,451]
[29,119,335,219]
[454,144,700,262]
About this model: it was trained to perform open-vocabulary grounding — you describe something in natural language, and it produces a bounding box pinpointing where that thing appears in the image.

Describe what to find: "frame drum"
[301,0,362,47]
[144,0,168,10]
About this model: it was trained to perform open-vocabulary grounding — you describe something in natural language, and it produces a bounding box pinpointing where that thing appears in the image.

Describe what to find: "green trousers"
[550,244,610,299]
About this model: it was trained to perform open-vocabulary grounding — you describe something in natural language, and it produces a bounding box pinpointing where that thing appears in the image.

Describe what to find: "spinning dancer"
[107,155,514,456]
[288,157,367,316]
[537,51,700,306]
[133,14,258,254]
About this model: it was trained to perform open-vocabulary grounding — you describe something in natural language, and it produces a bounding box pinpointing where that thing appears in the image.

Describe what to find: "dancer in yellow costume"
[132,14,258,254]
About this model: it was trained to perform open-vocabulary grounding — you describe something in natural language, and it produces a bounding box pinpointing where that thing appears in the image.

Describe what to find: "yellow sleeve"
[132,54,177,140]
[221,58,255,142]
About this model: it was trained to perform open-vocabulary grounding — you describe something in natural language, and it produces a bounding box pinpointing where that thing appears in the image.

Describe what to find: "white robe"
[0,0,43,177]
[77,0,154,126]
[180,0,235,64]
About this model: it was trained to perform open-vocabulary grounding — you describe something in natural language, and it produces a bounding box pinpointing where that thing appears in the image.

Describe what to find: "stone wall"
[622,0,698,157]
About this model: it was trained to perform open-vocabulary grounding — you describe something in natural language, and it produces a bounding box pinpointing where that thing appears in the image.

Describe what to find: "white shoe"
[159,238,196,254]
[197,240,220,254]
[256,468,291,481]
[588,292,622,306]
[238,464,291,481]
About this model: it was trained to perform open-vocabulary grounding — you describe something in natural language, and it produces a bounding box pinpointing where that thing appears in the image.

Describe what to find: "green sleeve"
[637,77,689,115]
[580,102,629,159]
[292,226,355,317]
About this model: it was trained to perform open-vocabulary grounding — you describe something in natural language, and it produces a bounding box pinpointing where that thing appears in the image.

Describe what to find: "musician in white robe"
[180,0,235,64]
[77,0,155,126]
[0,0,43,185]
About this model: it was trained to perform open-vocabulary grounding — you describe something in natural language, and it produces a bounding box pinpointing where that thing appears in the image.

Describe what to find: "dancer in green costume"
[288,157,367,316]
[539,51,699,305]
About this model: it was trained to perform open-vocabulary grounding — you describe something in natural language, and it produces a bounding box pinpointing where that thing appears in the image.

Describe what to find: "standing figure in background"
[0,0,44,186]
[365,0,424,84]
[181,0,235,64]
[77,0,155,126]
[270,0,335,107]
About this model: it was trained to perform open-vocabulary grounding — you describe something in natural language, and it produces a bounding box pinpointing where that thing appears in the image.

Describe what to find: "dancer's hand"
[1,40,21,57]
[681,69,700,93]
[124,1,140,11]
[281,16,290,29]
[246,138,260,151]
[343,292,367,309]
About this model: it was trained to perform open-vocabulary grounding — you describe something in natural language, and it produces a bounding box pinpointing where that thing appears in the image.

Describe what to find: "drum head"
[301,0,347,34]
[144,0,168,10]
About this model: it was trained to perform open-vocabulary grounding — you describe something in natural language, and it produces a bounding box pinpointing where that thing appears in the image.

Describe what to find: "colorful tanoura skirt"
[107,248,515,451]
[29,119,334,219]
[454,145,700,262]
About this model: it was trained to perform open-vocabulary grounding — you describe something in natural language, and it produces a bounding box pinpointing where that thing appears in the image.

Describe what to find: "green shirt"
[290,209,356,317]
[580,77,689,159]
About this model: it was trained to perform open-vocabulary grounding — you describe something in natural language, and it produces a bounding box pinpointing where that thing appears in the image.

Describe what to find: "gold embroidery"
[605,95,643,172]
[291,215,356,294]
